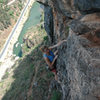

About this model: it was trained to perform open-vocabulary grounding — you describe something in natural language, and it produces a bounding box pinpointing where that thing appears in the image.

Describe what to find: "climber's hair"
[40,45,48,52]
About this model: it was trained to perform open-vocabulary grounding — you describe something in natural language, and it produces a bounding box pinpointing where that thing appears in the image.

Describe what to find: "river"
[13,2,41,57]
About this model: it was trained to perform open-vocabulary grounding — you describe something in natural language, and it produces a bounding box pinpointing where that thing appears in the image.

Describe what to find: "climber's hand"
[54,50,58,55]
[55,55,58,60]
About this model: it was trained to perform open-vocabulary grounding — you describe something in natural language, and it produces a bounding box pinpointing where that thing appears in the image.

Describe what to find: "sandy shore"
[0,0,35,81]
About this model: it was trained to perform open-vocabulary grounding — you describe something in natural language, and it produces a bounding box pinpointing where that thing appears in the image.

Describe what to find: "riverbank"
[13,2,41,57]
[0,0,36,81]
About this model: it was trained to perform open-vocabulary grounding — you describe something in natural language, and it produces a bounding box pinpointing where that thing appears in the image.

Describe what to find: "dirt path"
[27,66,39,100]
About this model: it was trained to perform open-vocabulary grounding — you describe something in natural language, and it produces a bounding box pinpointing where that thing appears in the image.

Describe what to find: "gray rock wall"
[37,0,100,100]
[57,29,100,100]
[44,5,54,42]
[74,0,100,14]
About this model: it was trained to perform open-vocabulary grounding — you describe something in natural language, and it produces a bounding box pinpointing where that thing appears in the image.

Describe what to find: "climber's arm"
[44,55,58,69]
[49,39,67,49]
[54,50,58,55]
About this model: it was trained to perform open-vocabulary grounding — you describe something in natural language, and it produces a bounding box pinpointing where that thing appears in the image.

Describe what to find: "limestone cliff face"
[37,0,100,100]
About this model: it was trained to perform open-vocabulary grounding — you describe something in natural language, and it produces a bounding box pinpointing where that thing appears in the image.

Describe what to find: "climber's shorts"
[51,68,57,74]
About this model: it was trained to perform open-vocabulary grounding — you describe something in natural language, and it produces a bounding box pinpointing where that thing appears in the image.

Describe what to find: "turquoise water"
[13,2,41,57]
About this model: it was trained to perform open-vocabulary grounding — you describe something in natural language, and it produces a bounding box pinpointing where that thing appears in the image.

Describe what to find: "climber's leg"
[55,73,58,81]
[52,69,58,81]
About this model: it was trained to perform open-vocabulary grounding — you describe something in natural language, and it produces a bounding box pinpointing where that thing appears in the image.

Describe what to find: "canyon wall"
[37,0,100,100]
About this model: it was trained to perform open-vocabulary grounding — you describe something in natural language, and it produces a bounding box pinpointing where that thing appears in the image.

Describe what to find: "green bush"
[9,10,14,16]
[14,5,16,9]
[43,36,48,41]
[51,90,61,100]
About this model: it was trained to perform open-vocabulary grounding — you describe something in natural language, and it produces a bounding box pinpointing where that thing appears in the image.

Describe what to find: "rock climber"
[40,40,67,81]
